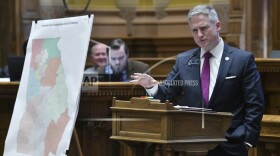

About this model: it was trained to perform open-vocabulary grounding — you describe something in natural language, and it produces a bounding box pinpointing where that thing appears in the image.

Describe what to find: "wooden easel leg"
[73,128,84,156]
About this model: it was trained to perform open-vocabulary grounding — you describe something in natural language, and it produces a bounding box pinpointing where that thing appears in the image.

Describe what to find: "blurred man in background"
[85,43,108,73]
[98,38,149,81]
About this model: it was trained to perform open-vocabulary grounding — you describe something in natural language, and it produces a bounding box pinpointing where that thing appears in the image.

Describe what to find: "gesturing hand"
[130,73,158,89]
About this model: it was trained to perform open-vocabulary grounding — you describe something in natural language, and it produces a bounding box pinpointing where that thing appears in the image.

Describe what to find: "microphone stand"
[166,52,198,99]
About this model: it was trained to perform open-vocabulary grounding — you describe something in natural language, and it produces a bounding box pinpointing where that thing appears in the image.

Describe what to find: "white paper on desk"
[0,78,10,82]
[4,15,94,156]
[174,105,214,112]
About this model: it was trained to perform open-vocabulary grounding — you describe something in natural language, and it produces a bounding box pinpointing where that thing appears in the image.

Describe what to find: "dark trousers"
[207,144,248,156]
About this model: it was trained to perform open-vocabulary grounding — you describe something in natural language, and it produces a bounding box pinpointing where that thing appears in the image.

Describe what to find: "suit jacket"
[154,44,265,155]
[125,60,150,76]
[84,66,98,73]
[98,60,150,81]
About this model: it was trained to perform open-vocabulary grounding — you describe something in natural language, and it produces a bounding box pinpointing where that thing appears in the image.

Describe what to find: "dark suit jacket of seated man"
[97,38,150,82]
[98,59,150,81]
[130,5,265,156]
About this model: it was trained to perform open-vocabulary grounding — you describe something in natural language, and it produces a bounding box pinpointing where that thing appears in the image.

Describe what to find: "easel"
[73,128,84,156]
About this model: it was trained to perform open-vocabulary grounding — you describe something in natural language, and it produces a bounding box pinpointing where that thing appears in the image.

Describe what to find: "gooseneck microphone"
[167,52,198,85]
[166,51,199,97]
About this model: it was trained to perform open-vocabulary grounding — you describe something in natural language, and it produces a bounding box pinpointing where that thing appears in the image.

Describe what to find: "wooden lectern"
[111,97,232,156]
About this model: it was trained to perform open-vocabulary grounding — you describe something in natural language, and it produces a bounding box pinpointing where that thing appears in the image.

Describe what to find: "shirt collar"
[200,37,224,59]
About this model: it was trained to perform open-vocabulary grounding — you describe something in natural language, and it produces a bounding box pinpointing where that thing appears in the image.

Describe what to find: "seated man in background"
[85,43,108,73]
[98,39,150,81]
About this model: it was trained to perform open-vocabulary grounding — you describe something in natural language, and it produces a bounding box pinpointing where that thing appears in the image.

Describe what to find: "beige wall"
[66,0,231,40]
[1,0,279,67]
[67,0,212,9]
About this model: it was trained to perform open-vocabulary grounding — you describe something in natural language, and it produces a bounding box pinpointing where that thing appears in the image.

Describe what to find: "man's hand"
[130,73,157,89]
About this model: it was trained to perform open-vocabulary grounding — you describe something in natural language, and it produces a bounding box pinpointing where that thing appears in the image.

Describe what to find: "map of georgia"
[17,38,70,156]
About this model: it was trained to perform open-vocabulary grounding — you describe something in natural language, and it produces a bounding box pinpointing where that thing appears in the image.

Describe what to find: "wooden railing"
[1,59,280,155]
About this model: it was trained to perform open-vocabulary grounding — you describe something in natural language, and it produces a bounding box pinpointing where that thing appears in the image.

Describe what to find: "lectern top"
[112,97,232,116]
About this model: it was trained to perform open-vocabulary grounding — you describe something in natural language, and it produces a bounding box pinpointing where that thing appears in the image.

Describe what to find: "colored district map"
[16,38,70,156]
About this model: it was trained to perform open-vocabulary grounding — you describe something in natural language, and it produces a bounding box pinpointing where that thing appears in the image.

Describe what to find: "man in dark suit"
[98,39,150,81]
[131,5,265,156]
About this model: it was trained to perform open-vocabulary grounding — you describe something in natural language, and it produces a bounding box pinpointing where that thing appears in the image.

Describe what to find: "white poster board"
[4,15,94,156]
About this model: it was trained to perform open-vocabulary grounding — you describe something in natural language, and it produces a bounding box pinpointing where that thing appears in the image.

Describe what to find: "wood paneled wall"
[271,0,280,51]
[0,0,21,67]
[246,0,265,57]
[246,0,280,57]
[21,0,40,40]
[2,0,280,68]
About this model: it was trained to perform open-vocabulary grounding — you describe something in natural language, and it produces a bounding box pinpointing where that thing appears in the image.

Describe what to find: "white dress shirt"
[200,38,224,101]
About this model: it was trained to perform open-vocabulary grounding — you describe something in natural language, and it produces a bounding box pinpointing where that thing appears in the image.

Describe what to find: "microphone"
[166,51,198,95]
[167,52,198,85]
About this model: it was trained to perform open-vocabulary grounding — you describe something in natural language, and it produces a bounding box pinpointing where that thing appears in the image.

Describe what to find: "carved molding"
[115,0,139,36]
[118,8,137,36]
[255,59,280,72]
[0,82,145,97]
[213,3,229,34]
[81,83,145,97]
[153,0,170,19]
[39,5,65,19]
[229,0,244,17]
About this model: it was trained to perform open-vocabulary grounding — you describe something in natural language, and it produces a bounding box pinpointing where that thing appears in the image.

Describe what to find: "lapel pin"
[225,57,230,61]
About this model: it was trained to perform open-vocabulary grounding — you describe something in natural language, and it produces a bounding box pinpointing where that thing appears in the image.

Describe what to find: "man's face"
[109,46,128,74]
[189,14,221,51]
[91,44,107,67]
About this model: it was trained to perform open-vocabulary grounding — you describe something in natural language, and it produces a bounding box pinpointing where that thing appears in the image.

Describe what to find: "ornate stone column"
[39,0,65,19]
[153,0,170,19]
[115,0,139,36]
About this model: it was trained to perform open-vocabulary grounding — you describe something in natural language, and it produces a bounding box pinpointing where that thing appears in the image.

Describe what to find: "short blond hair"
[187,5,219,24]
